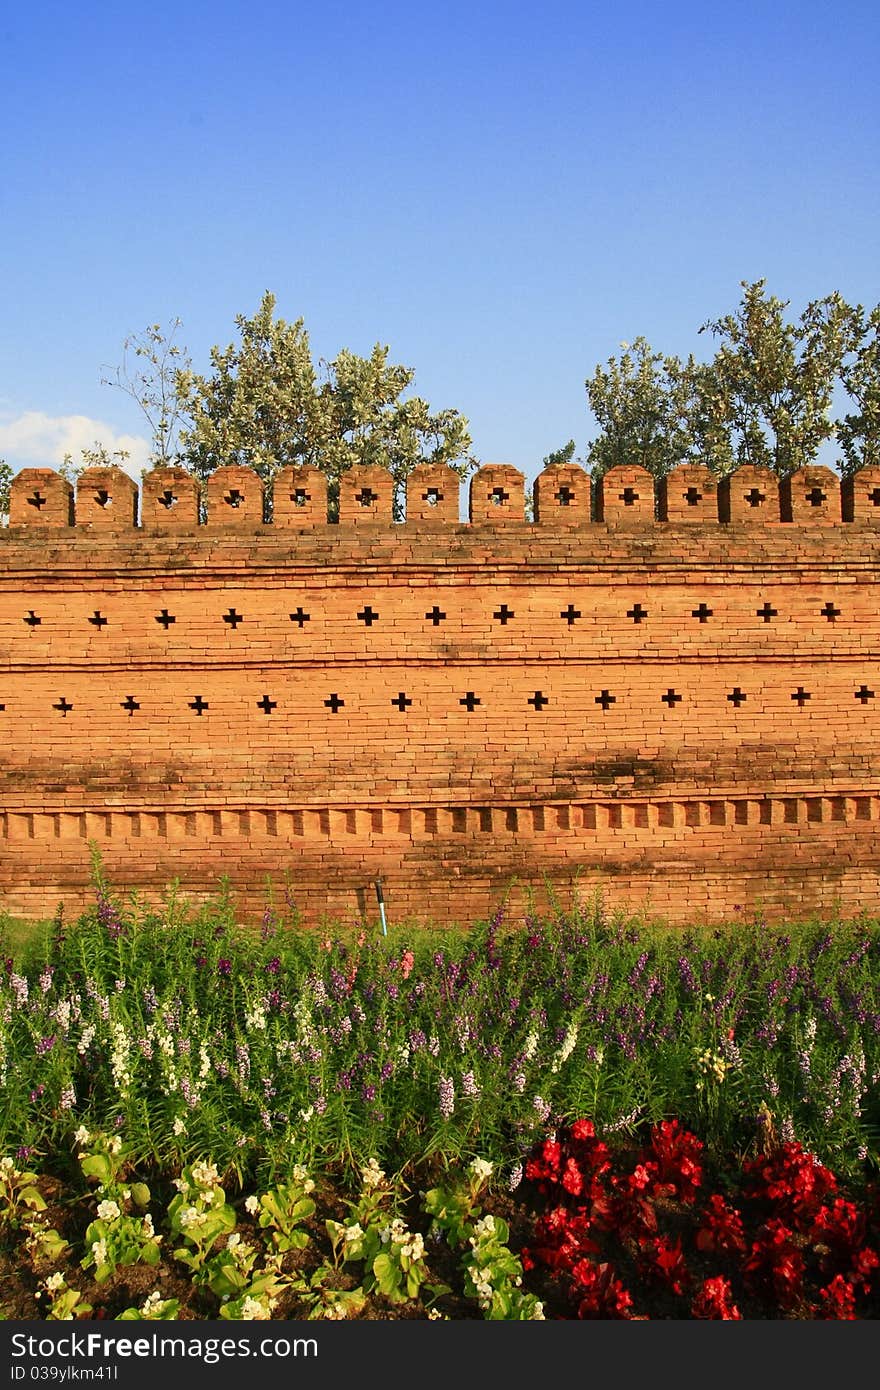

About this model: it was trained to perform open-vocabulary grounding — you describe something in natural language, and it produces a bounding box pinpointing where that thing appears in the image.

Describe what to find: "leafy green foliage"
[0,459,12,524]
[174,292,477,518]
[585,280,880,481]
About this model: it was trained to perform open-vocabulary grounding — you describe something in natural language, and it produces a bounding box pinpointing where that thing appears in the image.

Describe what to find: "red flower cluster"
[518,1119,880,1319]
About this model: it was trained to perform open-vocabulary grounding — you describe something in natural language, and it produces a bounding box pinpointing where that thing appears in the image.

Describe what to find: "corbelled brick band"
[2,460,879,928]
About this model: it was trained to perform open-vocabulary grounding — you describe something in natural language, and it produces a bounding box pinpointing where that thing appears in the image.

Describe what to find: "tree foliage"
[584,281,880,481]
[0,458,12,524]
[173,292,477,517]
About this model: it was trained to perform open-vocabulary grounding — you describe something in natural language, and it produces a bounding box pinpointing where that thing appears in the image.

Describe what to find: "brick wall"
[2,459,880,928]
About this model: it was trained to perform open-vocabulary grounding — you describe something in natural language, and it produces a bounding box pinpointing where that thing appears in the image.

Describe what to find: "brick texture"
[2,460,880,929]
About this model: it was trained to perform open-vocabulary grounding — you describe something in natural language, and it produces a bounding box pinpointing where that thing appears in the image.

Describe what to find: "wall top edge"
[6,460,880,536]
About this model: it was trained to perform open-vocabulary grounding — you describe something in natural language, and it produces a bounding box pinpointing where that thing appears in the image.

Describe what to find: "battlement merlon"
[5,461,880,537]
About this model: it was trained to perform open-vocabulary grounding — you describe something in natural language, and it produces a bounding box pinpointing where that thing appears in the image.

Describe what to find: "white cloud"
[0,411,151,483]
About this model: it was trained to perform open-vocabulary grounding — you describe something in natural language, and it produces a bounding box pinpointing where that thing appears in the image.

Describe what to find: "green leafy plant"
[167,1160,237,1279]
[249,1165,316,1252]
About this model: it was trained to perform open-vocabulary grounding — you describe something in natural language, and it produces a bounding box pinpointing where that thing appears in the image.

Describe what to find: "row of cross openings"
[6,684,877,717]
[14,601,850,628]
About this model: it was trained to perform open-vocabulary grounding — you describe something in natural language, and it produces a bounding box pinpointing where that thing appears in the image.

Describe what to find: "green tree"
[541,440,577,467]
[836,301,880,475]
[585,337,702,480]
[697,279,851,477]
[175,292,477,519]
[0,459,12,524]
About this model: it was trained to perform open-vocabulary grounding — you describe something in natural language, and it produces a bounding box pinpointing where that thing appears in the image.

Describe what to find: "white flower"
[471,1214,496,1242]
[96,1199,121,1222]
[109,1137,122,1156]
[361,1158,385,1188]
[44,1272,66,1292]
[239,1296,270,1320]
[0,1156,15,1174]
[469,1158,493,1183]
[179,1206,207,1230]
[172,1117,187,1137]
[401,1233,425,1262]
[344,1222,364,1243]
[91,1238,108,1267]
[244,1195,260,1215]
[191,1160,219,1189]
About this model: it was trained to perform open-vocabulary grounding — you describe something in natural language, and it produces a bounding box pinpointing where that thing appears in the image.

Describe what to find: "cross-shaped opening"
[661,689,682,707]
[324,693,344,713]
[423,489,443,506]
[595,690,616,710]
[820,602,841,621]
[869,488,880,507]
[745,488,766,507]
[121,696,140,716]
[23,611,41,626]
[493,604,514,624]
[357,606,379,626]
[554,486,575,506]
[561,604,581,625]
[855,685,875,704]
[391,692,412,711]
[292,489,310,507]
[257,695,277,714]
[189,695,209,715]
[356,487,379,507]
[756,602,778,622]
[289,608,310,627]
[489,487,509,505]
[691,603,713,622]
[88,611,108,628]
[627,603,648,623]
[726,688,747,707]
[791,687,811,707]
[95,489,112,508]
[684,487,702,506]
[155,610,176,628]
[158,489,178,509]
[619,488,639,506]
[224,489,244,508]
[805,486,826,506]
[528,691,549,710]
[425,606,446,625]
[27,491,47,510]
[53,697,73,716]
[459,692,481,711]
[223,608,243,628]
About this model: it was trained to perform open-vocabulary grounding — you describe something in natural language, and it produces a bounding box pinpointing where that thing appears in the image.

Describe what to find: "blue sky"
[1,0,878,487]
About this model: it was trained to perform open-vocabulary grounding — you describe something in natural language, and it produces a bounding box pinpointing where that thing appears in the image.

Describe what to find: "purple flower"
[266,956,281,975]
[36,1034,56,1055]
[217,958,232,976]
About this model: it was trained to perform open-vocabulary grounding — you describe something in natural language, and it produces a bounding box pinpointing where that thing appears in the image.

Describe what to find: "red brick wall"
[2,461,880,928]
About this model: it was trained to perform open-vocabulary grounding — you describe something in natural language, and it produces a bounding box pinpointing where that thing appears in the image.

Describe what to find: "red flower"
[638,1235,691,1296]
[691,1276,742,1320]
[696,1193,747,1257]
[743,1219,806,1309]
[817,1274,858,1320]
[571,1259,635,1319]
